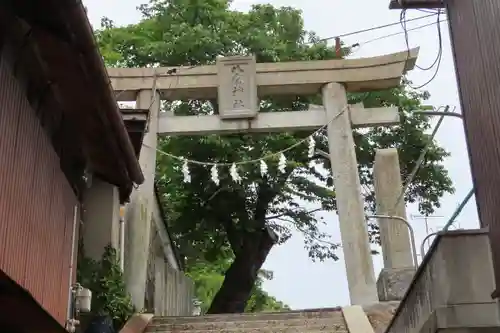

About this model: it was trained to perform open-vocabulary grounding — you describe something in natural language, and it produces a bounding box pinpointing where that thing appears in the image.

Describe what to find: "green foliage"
[96,0,454,310]
[186,258,289,313]
[77,244,135,331]
[246,271,290,313]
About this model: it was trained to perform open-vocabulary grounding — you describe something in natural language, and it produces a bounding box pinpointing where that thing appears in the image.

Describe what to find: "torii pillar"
[374,148,414,301]
[322,82,378,304]
[124,89,160,309]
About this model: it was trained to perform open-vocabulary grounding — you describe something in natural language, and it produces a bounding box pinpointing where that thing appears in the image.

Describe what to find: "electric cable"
[400,9,445,89]
[402,9,443,71]
[392,106,450,211]
[316,12,439,43]
[350,18,447,55]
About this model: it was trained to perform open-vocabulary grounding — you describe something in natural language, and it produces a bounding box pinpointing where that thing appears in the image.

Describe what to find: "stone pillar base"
[377,267,416,301]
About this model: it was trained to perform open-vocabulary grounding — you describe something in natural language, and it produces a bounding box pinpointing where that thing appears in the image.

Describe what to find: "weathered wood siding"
[446,0,500,295]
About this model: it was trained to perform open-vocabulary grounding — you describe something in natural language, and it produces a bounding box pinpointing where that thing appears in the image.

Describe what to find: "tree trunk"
[207,228,276,314]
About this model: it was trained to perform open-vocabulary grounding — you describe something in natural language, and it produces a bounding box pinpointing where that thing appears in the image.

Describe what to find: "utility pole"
[410,214,443,248]
[388,0,500,298]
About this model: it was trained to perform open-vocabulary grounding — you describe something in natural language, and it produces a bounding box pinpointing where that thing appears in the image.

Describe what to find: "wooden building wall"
[0,44,78,325]
[445,0,500,296]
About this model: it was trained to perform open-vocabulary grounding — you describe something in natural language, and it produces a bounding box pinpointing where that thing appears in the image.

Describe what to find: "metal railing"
[367,215,419,269]
[420,188,474,257]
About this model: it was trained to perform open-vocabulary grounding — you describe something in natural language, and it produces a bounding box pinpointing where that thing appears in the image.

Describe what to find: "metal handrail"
[420,231,439,259]
[420,188,474,257]
[367,215,419,270]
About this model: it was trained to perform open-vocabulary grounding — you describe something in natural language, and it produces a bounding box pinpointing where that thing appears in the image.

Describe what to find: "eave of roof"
[388,0,444,9]
[1,0,144,199]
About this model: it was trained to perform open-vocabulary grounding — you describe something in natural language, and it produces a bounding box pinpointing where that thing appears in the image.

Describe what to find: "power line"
[392,106,450,211]
[402,10,442,72]
[317,12,440,43]
[401,9,445,89]
[355,19,448,48]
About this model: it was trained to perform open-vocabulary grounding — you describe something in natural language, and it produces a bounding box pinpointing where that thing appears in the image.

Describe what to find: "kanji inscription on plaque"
[216,55,258,119]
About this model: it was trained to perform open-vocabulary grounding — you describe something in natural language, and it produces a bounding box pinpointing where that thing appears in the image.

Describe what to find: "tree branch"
[273,217,338,248]
[265,207,323,221]
[253,182,277,222]
[253,170,295,222]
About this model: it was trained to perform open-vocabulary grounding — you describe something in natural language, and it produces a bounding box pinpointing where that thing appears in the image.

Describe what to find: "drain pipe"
[66,205,79,323]
[119,205,126,271]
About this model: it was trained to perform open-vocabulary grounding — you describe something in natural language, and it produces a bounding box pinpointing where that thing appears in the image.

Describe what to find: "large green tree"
[97,0,453,313]
[187,258,289,313]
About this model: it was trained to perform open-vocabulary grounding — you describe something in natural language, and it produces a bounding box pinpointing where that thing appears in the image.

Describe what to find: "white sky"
[83,0,479,309]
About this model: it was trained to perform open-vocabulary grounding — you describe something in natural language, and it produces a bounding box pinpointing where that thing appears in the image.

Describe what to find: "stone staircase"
[144,302,399,333]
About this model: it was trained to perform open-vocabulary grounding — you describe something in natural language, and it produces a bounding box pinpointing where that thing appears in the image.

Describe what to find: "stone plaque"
[216,55,258,119]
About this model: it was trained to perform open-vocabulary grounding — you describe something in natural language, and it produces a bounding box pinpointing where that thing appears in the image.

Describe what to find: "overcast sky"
[83,0,478,309]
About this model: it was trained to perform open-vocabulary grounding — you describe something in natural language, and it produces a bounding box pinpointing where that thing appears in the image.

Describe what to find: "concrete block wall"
[386,229,500,333]
[147,242,194,316]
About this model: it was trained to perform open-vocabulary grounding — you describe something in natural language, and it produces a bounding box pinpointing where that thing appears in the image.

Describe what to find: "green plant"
[186,257,289,314]
[77,244,135,331]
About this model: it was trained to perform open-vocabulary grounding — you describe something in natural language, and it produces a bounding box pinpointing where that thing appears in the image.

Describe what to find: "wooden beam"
[109,49,419,101]
[157,106,399,136]
[389,0,444,9]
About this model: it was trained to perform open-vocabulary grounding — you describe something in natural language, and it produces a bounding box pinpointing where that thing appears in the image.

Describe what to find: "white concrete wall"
[81,178,120,260]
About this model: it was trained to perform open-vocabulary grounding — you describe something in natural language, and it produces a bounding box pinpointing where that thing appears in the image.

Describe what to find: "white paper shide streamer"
[210,165,219,185]
[182,159,191,183]
[175,133,320,183]
[230,163,242,183]
[308,136,316,169]
[308,136,316,158]
[260,160,268,177]
[278,153,287,174]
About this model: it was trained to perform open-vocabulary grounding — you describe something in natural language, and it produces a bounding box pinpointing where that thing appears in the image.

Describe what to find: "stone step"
[147,316,345,332]
[151,308,342,325]
[148,328,345,333]
[147,303,399,333]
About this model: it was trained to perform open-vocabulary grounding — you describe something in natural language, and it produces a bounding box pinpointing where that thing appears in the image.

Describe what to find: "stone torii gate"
[108,48,419,308]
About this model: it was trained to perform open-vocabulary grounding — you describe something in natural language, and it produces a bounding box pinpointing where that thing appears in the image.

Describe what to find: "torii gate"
[108,48,419,308]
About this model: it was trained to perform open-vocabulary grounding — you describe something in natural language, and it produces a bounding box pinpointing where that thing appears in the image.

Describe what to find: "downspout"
[67,205,79,322]
[119,205,126,271]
